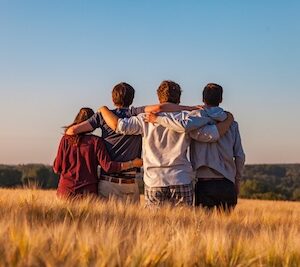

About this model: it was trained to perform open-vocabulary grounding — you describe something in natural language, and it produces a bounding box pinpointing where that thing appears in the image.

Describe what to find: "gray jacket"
[156,107,245,183]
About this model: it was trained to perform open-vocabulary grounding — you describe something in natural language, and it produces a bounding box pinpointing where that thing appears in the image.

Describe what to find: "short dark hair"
[112,82,135,107]
[202,83,223,106]
[157,80,181,104]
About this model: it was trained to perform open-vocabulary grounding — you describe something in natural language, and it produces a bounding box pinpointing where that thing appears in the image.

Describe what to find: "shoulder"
[230,121,240,131]
[61,134,71,142]
[174,110,202,119]
[159,111,186,118]
[84,134,105,146]
[88,112,104,128]
[58,135,73,148]
[86,134,102,141]
[128,106,145,116]
[121,113,145,121]
[88,112,102,121]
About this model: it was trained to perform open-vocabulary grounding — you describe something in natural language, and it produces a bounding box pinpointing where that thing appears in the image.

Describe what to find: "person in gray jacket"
[146,83,245,211]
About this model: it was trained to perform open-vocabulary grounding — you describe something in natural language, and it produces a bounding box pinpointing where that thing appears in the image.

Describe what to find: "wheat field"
[0,188,299,267]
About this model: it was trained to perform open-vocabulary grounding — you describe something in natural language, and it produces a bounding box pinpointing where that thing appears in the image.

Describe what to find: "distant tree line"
[0,164,299,201]
[239,164,300,201]
[0,164,59,189]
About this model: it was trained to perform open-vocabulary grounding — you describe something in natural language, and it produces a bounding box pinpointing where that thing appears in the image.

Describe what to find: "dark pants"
[195,179,237,212]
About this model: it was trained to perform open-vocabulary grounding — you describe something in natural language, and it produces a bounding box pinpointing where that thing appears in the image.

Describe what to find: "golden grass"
[0,188,299,267]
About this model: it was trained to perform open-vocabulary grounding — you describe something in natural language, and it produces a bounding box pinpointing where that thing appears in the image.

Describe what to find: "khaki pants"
[98,180,140,203]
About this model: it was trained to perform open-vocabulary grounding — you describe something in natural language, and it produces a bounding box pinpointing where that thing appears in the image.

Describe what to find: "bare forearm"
[144,103,199,113]
[120,158,143,170]
[216,112,234,137]
[65,121,93,135]
[99,106,119,131]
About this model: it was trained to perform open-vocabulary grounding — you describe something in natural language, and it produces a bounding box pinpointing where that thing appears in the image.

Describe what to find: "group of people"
[53,80,245,211]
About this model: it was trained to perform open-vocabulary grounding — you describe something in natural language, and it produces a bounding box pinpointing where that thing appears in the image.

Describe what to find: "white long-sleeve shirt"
[116,112,219,187]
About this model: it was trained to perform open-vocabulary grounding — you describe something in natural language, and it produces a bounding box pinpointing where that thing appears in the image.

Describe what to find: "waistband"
[197,177,227,182]
[100,174,136,184]
[98,167,137,179]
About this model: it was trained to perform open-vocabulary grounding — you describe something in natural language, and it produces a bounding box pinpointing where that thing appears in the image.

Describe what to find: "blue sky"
[0,1,299,164]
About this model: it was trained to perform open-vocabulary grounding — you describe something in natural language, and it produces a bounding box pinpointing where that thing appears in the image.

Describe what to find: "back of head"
[72,107,95,125]
[202,83,223,106]
[157,80,182,104]
[65,107,95,144]
[112,82,135,108]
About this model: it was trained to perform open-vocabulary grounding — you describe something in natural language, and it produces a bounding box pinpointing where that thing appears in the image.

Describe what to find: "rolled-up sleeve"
[116,116,143,136]
[189,125,220,143]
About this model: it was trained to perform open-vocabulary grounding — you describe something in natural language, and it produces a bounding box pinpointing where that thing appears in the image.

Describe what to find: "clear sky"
[0,0,299,165]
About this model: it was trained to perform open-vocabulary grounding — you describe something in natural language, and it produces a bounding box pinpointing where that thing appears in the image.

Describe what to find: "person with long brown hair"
[53,107,143,199]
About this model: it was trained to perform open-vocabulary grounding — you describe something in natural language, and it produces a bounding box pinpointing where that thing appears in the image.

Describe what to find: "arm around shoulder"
[98,106,119,131]
[144,103,200,113]
[189,124,220,143]
[65,121,93,135]
[116,115,144,136]
[215,112,234,137]
[155,112,213,133]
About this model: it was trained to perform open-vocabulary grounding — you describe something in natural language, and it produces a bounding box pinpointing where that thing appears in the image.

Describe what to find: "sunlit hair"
[64,107,95,145]
[157,80,181,104]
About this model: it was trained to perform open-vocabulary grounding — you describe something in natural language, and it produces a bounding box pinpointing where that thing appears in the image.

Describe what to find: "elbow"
[53,166,59,174]
[155,105,163,113]
[111,124,118,131]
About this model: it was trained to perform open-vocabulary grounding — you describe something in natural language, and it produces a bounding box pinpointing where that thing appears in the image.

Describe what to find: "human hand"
[144,112,158,124]
[226,112,234,123]
[132,158,143,168]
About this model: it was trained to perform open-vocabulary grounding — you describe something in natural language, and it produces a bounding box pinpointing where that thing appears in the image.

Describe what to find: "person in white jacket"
[146,83,245,211]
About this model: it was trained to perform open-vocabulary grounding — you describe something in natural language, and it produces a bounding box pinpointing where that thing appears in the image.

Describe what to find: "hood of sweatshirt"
[201,106,227,122]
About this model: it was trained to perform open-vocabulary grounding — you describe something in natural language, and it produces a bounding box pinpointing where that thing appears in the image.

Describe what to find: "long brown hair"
[65,107,95,145]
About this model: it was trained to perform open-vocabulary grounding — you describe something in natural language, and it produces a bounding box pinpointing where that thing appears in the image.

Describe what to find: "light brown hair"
[157,80,181,104]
